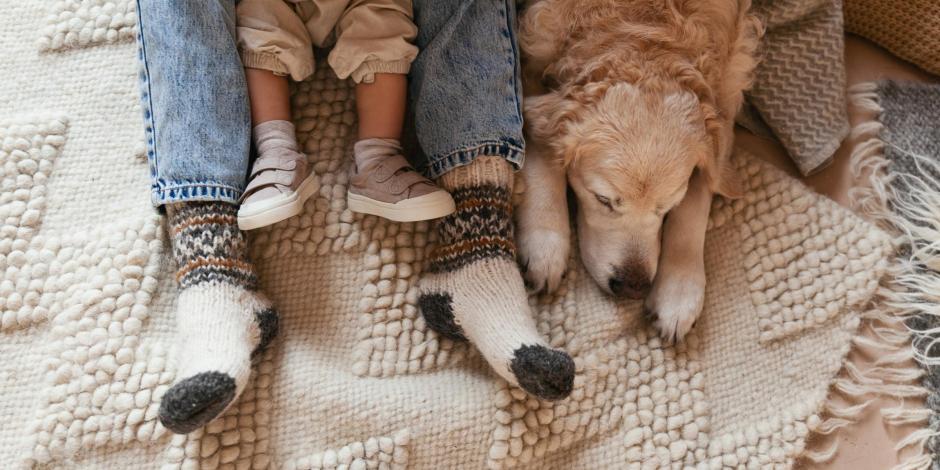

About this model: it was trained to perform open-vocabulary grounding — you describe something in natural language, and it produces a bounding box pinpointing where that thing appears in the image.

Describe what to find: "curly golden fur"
[515,0,761,341]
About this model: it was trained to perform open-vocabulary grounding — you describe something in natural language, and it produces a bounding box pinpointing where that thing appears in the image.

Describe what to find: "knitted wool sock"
[417,157,575,400]
[158,202,278,434]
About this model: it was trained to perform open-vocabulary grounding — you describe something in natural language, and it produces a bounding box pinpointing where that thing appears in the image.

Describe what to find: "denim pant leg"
[136,0,251,206]
[410,0,525,179]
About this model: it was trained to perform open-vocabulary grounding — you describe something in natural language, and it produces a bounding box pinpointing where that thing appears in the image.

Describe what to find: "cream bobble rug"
[0,1,920,469]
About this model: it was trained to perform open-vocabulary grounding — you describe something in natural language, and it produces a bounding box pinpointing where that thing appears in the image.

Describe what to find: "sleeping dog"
[515,0,761,341]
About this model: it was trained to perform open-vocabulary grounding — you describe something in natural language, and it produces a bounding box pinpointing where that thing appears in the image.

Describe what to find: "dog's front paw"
[644,268,705,343]
[518,228,570,294]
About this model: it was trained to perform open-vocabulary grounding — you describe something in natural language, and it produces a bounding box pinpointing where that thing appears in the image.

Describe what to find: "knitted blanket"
[845,0,940,77]
[851,81,940,469]
[0,1,906,468]
[739,0,850,176]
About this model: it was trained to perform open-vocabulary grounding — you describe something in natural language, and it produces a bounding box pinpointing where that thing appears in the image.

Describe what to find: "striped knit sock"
[158,202,278,434]
[417,157,575,400]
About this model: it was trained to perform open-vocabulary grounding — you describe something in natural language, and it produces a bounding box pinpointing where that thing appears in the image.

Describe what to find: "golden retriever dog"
[515,0,761,341]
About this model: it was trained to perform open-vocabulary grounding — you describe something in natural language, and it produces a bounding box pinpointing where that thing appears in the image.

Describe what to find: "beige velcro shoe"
[347,154,455,222]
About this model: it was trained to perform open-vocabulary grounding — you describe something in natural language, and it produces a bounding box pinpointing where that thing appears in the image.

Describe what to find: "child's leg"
[356,73,407,140]
[237,68,318,230]
[346,73,455,221]
[246,68,292,125]
[235,0,322,228]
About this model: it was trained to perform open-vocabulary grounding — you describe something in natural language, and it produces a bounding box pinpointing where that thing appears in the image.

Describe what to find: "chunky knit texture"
[161,202,278,434]
[844,0,940,77]
[418,157,575,401]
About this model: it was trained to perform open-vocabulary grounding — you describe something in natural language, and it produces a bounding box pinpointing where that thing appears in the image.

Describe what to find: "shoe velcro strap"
[388,170,431,195]
[371,154,414,183]
[248,156,297,180]
[240,168,297,202]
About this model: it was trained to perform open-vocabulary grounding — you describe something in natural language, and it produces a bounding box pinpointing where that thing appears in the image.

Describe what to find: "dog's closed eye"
[594,193,615,210]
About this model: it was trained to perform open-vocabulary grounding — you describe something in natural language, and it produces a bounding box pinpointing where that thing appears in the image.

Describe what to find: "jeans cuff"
[151,182,243,207]
[424,139,525,179]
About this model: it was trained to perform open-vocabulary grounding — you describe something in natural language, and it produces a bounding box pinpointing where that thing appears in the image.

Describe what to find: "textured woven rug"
[0,2,910,469]
[852,81,940,470]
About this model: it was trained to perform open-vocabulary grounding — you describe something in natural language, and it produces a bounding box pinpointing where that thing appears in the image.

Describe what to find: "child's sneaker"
[347,153,455,222]
[237,150,318,230]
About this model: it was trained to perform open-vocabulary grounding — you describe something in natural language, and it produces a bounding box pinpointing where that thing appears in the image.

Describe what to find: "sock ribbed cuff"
[427,157,516,274]
[166,201,258,290]
[439,155,513,191]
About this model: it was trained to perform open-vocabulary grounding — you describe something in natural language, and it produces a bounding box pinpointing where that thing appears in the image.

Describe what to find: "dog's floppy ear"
[699,112,744,199]
[524,90,585,166]
[524,91,578,140]
[525,83,611,166]
[673,64,745,200]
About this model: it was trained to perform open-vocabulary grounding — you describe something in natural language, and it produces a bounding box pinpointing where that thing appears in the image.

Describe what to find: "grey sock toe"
[159,371,237,434]
[418,292,467,341]
[251,307,279,358]
[510,344,575,401]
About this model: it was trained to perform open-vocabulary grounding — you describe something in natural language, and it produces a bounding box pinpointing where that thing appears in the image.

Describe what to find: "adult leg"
[136,0,277,433]
[411,0,574,400]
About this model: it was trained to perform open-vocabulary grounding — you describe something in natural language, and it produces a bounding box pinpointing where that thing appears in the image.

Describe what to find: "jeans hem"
[425,139,525,179]
[151,183,242,207]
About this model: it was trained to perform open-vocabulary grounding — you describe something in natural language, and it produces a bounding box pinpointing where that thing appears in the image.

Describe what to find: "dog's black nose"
[608,266,651,299]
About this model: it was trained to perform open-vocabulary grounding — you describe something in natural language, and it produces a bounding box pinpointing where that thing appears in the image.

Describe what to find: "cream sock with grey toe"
[159,202,278,434]
[417,157,575,400]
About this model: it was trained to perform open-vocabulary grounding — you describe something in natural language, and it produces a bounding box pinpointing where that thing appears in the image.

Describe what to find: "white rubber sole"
[237,173,319,230]
[347,190,456,222]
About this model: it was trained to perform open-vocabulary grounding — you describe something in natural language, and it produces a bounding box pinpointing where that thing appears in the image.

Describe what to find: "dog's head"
[526,82,741,298]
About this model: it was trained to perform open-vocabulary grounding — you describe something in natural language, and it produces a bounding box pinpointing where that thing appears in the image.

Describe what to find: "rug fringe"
[804,440,840,463]
[825,400,873,419]
[883,407,933,427]
[811,81,935,470]
[895,454,934,470]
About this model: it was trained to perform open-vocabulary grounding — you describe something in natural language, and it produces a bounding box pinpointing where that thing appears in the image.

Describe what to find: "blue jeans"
[136,0,524,205]
[410,0,525,178]
[136,0,251,206]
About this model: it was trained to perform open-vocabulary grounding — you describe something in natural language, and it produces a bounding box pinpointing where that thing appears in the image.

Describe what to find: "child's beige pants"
[236,0,418,83]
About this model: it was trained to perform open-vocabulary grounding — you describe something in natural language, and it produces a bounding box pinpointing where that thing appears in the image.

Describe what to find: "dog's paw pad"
[417,291,467,341]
